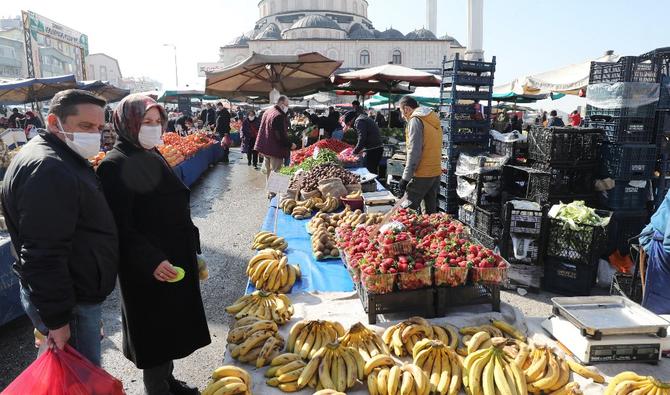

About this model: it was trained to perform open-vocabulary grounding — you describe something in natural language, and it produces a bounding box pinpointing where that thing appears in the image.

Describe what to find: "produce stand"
[0,236,21,326]
[172,143,224,187]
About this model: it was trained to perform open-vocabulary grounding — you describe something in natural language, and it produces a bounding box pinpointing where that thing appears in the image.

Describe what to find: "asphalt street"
[0,148,571,393]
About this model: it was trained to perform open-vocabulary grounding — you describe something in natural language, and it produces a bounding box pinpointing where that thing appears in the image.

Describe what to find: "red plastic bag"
[2,345,125,395]
[221,134,232,148]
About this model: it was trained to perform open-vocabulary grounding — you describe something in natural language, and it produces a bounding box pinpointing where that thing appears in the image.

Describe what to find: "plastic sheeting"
[172,144,223,187]
[454,153,508,176]
[586,82,661,109]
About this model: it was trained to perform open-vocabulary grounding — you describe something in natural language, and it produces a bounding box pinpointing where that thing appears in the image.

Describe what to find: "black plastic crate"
[491,138,528,162]
[468,227,499,250]
[598,180,649,210]
[601,143,656,179]
[442,142,488,162]
[546,210,612,265]
[441,90,492,102]
[438,197,458,214]
[457,173,501,207]
[609,272,643,303]
[586,117,656,144]
[442,73,494,86]
[443,118,491,130]
[458,204,475,227]
[606,209,649,254]
[443,58,496,73]
[435,284,500,316]
[507,262,543,289]
[474,205,502,238]
[586,103,658,120]
[660,74,670,109]
[531,163,597,197]
[503,234,541,263]
[589,56,661,84]
[528,126,602,165]
[502,201,544,235]
[543,257,597,296]
[440,172,458,188]
[443,127,490,144]
[502,165,551,204]
[357,284,435,325]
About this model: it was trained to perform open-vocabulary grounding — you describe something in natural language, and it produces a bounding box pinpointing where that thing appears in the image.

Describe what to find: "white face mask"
[280,105,289,113]
[57,118,101,160]
[248,116,255,121]
[138,125,163,149]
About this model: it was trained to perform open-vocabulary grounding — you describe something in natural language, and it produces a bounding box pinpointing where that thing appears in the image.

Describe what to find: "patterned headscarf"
[113,94,167,146]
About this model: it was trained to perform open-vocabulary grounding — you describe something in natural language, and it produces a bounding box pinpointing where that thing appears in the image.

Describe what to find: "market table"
[173,144,223,187]
[0,236,22,326]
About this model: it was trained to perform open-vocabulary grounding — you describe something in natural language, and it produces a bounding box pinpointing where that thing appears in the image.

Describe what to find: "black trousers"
[247,150,259,166]
[365,147,384,175]
[144,360,174,395]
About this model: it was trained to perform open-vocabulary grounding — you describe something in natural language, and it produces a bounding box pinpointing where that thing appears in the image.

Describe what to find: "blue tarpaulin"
[173,144,224,187]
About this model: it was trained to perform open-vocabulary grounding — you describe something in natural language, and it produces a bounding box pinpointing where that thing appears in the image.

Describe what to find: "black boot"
[168,377,199,395]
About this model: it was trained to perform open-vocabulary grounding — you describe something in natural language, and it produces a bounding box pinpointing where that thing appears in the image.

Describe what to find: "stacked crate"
[438,54,496,215]
[587,56,661,255]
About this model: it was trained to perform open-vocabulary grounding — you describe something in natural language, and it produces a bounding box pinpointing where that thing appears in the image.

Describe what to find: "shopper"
[206,104,216,129]
[97,94,210,395]
[23,111,43,130]
[1,89,118,366]
[547,110,565,127]
[397,96,442,214]
[8,107,23,128]
[242,109,261,168]
[255,96,295,183]
[375,111,387,129]
[343,110,383,175]
[215,102,232,163]
[352,100,365,115]
[541,111,548,127]
[568,110,582,127]
[510,114,523,132]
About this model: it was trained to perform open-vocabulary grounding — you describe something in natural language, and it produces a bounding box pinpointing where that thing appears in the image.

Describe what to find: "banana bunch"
[225,291,294,325]
[265,353,307,393]
[563,356,605,384]
[203,365,251,395]
[411,339,462,395]
[552,382,583,395]
[295,341,365,392]
[339,322,389,361]
[280,198,322,219]
[365,356,430,395]
[247,249,301,293]
[287,320,345,359]
[606,372,670,395]
[345,189,363,199]
[252,231,288,251]
[315,196,339,213]
[313,390,347,395]
[463,339,527,395]
[382,317,435,357]
[228,317,285,368]
[517,345,572,394]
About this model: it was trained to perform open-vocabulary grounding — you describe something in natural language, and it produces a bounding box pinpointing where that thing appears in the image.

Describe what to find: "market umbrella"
[77,80,130,103]
[205,52,342,99]
[0,74,77,105]
[158,90,222,103]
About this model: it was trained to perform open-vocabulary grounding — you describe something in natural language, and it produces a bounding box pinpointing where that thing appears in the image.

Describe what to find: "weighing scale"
[363,191,397,214]
[541,296,670,364]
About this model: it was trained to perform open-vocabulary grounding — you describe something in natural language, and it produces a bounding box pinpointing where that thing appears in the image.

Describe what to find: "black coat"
[1,132,119,329]
[215,109,231,135]
[96,139,210,369]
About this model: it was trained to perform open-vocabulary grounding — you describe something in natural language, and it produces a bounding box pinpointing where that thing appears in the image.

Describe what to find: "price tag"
[266,172,291,194]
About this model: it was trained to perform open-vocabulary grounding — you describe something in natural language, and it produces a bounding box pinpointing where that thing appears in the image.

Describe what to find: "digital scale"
[541,296,670,364]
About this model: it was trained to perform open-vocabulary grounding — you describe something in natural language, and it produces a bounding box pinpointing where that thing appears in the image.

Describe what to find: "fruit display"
[290,139,353,165]
[227,316,285,368]
[382,316,436,357]
[246,249,301,293]
[412,339,463,395]
[252,231,288,251]
[293,341,365,392]
[280,197,332,219]
[339,323,389,361]
[265,353,308,392]
[337,147,363,167]
[365,357,430,395]
[281,148,340,176]
[287,320,345,360]
[312,390,347,395]
[605,372,668,395]
[89,151,106,168]
[288,163,360,193]
[307,213,339,235]
[463,338,527,395]
[225,291,294,325]
[311,225,339,261]
[203,365,252,395]
[158,144,186,167]
[162,132,216,157]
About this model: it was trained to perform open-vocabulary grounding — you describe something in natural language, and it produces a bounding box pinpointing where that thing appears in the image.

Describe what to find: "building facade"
[202,0,465,76]
[85,53,122,86]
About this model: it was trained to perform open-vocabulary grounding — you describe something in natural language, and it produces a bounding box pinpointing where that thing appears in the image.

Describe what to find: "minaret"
[466,0,485,60]
[427,0,437,35]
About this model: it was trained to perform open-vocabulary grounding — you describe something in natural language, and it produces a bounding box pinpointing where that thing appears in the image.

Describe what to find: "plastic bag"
[221,134,233,148]
[2,345,125,395]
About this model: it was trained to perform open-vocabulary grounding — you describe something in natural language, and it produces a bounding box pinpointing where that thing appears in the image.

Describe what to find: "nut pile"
[289,163,360,192]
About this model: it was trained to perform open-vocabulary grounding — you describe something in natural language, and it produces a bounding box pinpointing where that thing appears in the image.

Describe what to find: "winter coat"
[1,131,119,329]
[241,117,260,154]
[254,105,290,159]
[215,109,231,135]
[96,138,210,369]
[353,114,383,154]
[403,107,442,179]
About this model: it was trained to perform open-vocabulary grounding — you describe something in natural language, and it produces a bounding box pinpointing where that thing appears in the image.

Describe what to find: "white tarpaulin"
[494,53,621,96]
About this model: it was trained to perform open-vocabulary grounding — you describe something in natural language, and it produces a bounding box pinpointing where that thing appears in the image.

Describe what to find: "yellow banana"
[388,365,402,395]
[211,382,247,395]
[378,367,390,395]
[400,370,414,395]
[211,365,251,388]
[366,354,397,376]
[368,370,380,395]
[566,358,605,384]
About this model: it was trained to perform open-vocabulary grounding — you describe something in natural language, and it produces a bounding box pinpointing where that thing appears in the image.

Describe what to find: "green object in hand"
[167,266,185,283]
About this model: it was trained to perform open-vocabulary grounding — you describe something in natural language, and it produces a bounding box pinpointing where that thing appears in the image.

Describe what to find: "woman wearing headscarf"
[96,94,210,395]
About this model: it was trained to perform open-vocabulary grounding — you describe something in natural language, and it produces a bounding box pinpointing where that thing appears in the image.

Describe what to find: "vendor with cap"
[343,110,383,175]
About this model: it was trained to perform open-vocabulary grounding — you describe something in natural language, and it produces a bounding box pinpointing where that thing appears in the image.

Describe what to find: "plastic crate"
[443,126,490,144]
[589,56,660,84]
[609,272,643,303]
[468,227,499,250]
[457,173,501,207]
[546,210,612,265]
[474,205,502,238]
[653,176,670,211]
[531,163,597,197]
[659,74,670,109]
[443,142,488,161]
[491,138,528,162]
[586,103,658,120]
[601,143,656,179]
[586,117,656,144]
[543,257,597,296]
[502,201,544,235]
[435,284,500,316]
[458,204,475,227]
[528,126,602,165]
[502,165,551,204]
[508,262,543,289]
[438,197,459,214]
[357,284,435,324]
[441,90,492,102]
[598,180,649,210]
[440,172,458,188]
[606,209,649,254]
[442,73,494,86]
[443,58,496,73]
[386,158,405,177]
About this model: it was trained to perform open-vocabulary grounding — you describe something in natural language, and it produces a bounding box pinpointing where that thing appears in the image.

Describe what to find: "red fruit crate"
[471,261,510,285]
[397,267,432,290]
[434,266,469,287]
[360,272,396,295]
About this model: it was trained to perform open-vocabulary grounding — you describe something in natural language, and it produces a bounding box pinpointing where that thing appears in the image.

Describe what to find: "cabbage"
[548,201,610,230]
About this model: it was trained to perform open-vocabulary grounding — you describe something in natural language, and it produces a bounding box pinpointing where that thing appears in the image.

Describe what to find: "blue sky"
[8,0,670,110]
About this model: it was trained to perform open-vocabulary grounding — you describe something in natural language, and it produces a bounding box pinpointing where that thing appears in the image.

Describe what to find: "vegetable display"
[290,139,352,165]
[288,163,360,193]
[549,200,610,230]
[280,149,340,176]
[160,132,216,158]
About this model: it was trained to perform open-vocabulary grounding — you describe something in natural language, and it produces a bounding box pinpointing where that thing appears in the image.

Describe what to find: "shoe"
[168,378,198,395]
[247,163,252,166]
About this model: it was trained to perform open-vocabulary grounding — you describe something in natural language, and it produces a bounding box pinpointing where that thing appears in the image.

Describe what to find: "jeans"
[406,176,440,214]
[144,360,174,395]
[20,285,103,366]
[364,147,384,175]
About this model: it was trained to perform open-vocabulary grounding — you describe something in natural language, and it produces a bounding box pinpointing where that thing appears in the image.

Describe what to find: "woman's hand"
[153,260,178,282]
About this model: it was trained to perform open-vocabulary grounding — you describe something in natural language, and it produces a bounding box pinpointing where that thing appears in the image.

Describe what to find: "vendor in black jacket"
[1,89,119,366]
[343,110,384,175]
[97,94,210,395]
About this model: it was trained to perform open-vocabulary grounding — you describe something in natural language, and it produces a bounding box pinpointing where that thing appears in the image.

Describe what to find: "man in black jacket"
[1,90,119,366]
[215,102,232,163]
[344,110,384,175]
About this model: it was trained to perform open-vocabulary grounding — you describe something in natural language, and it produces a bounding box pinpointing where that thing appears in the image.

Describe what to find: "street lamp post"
[163,44,179,87]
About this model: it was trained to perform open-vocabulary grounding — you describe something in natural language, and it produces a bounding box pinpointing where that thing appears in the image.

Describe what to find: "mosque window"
[392,50,402,64]
[360,50,370,65]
